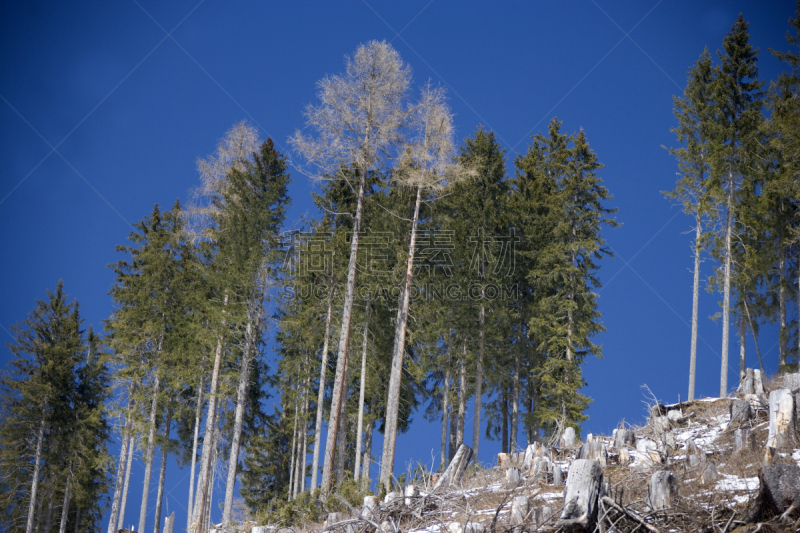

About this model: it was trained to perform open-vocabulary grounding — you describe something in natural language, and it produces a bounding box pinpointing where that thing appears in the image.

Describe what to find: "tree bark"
[43,488,54,533]
[380,186,423,491]
[441,369,450,469]
[779,248,786,367]
[739,315,747,387]
[58,475,70,533]
[511,311,521,452]
[288,402,298,501]
[26,417,45,533]
[362,415,374,488]
[501,389,508,454]
[335,365,349,486]
[720,167,734,397]
[72,507,80,533]
[472,303,484,462]
[138,374,160,533]
[311,287,334,491]
[457,354,466,450]
[449,381,458,461]
[321,169,367,494]
[153,409,172,533]
[223,318,257,525]
[192,294,227,531]
[354,321,369,482]
[117,429,135,532]
[187,376,203,531]
[432,444,473,491]
[107,399,132,533]
[688,218,702,401]
[556,459,603,529]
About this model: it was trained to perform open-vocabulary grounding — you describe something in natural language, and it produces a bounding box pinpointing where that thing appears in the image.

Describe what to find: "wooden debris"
[510,495,529,525]
[556,459,603,530]
[648,471,678,510]
[747,464,800,523]
[432,444,472,491]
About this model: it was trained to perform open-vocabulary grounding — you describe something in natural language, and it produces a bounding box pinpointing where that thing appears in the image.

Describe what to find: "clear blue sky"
[1,1,796,531]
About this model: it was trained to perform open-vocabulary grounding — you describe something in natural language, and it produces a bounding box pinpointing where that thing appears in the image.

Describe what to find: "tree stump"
[780,372,800,392]
[578,441,608,468]
[432,444,472,491]
[506,467,521,486]
[534,506,553,526]
[637,438,661,465]
[729,398,753,428]
[523,442,548,469]
[747,464,800,523]
[361,496,379,520]
[404,484,419,507]
[766,389,797,456]
[734,428,754,453]
[510,496,529,525]
[553,465,563,486]
[164,512,175,533]
[497,452,510,468]
[561,427,576,448]
[754,369,765,396]
[684,438,702,469]
[700,459,718,484]
[648,471,678,510]
[384,491,403,506]
[326,513,343,526]
[739,368,755,395]
[531,456,551,480]
[556,459,603,530]
[618,448,630,464]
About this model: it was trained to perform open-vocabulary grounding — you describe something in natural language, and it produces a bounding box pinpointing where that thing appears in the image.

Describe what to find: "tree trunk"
[205,425,219,532]
[779,248,786,367]
[449,383,458,461]
[192,295,227,531]
[739,314,747,386]
[107,399,132,533]
[288,402,298,501]
[138,374,160,533]
[335,366,349,486]
[720,168,734,397]
[311,287,334,491]
[354,321,369,482]
[511,310,521,452]
[501,389,509,454]
[223,318,256,525]
[33,481,45,533]
[26,417,45,533]
[797,269,800,372]
[117,429,135,532]
[472,303,484,462]
[72,507,80,533]
[362,415,374,488]
[321,169,367,494]
[187,376,203,531]
[58,475,70,533]
[296,376,310,497]
[457,354,466,450]
[688,218,702,401]
[43,489,54,533]
[153,409,172,533]
[380,186,423,491]
[441,369,450,469]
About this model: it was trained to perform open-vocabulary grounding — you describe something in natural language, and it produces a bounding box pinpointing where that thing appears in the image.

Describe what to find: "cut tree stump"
[403,484,419,507]
[739,368,755,395]
[561,427,576,448]
[729,398,753,428]
[615,428,637,446]
[164,512,174,533]
[553,465,563,486]
[684,438,702,469]
[734,428,754,453]
[556,459,603,530]
[765,389,797,458]
[747,464,800,523]
[523,442,548,469]
[510,496,529,525]
[647,471,678,510]
[432,444,472,491]
[700,459,718,484]
[578,441,608,468]
[531,456,551,480]
[506,467,521,485]
[384,491,403,506]
[361,496,379,520]
[780,372,800,392]
[754,369,765,396]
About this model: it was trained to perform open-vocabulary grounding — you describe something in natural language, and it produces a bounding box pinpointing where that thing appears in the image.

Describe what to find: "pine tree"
[665,48,717,400]
[706,15,764,395]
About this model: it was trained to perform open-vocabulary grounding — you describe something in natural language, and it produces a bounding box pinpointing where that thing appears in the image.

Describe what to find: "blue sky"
[1,1,797,531]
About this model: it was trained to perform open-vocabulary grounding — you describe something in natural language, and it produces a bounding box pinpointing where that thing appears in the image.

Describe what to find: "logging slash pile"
[245,370,800,533]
